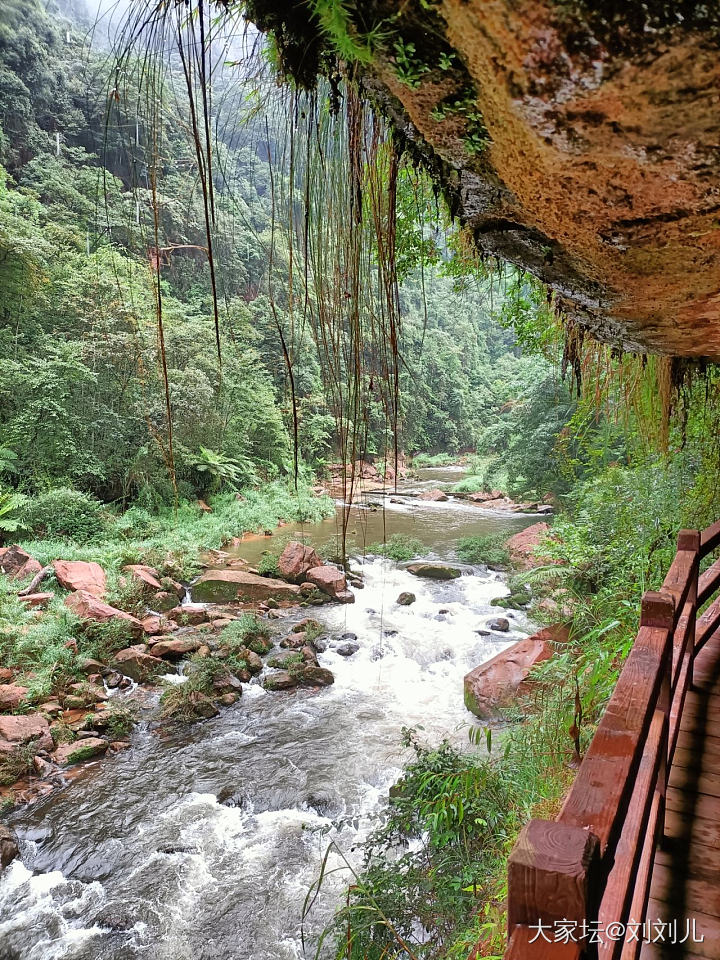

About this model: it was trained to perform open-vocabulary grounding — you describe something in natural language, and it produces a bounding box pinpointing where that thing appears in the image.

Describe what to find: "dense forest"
[1,2,720,960]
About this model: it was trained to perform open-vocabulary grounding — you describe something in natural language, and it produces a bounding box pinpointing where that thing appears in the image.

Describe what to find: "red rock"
[123,564,162,591]
[169,604,209,625]
[111,646,163,682]
[464,628,566,718]
[0,714,53,753]
[191,570,301,604]
[277,541,323,582]
[505,522,551,569]
[18,591,54,608]
[53,560,106,597]
[141,615,177,635]
[0,669,13,683]
[0,546,42,581]
[305,566,352,601]
[65,590,144,638]
[151,636,203,659]
[419,488,448,502]
[52,737,108,766]
[468,489,505,503]
[0,684,29,711]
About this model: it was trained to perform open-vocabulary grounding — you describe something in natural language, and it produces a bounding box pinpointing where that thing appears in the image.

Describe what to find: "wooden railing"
[504,522,720,960]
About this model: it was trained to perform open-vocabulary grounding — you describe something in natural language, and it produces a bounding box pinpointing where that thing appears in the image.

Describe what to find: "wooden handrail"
[501,522,720,960]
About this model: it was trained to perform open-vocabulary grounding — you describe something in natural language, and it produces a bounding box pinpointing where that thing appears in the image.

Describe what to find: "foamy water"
[0,556,531,960]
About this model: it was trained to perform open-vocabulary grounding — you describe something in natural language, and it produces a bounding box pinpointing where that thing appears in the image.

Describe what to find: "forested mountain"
[0,0,555,510]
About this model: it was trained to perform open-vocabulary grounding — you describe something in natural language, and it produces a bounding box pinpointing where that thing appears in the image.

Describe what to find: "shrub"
[456,534,510,569]
[21,487,107,542]
[257,550,280,577]
[367,533,425,562]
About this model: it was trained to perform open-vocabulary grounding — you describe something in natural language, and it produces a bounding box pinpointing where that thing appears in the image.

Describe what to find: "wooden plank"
[654,842,720,882]
[666,784,720,821]
[695,597,720,652]
[650,863,720,916]
[674,729,720,757]
[599,711,666,960]
[619,789,663,960]
[668,764,720,798]
[700,519,720,558]
[670,606,693,697]
[640,943,707,960]
[698,556,720,606]
[560,625,671,853]
[663,808,720,848]
[645,898,720,960]
[505,926,581,960]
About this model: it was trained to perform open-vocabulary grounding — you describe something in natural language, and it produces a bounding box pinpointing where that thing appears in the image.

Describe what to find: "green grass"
[367,533,425,562]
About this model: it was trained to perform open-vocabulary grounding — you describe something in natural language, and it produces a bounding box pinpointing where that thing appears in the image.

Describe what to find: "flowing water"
[0,469,539,960]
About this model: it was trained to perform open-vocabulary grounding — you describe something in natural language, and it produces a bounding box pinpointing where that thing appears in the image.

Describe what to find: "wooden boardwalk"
[502,522,720,960]
[643,622,720,960]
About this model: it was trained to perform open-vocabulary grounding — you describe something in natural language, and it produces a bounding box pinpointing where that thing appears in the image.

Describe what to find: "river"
[0,468,538,960]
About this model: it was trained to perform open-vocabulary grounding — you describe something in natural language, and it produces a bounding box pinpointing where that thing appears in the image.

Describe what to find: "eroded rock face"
[247,0,720,358]
[506,522,551,569]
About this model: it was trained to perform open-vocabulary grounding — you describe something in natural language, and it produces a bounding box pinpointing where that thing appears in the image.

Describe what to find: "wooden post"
[507,819,600,931]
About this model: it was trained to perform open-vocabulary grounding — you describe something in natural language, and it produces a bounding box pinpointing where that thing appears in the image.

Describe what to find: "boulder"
[0,684,29,711]
[277,542,323,582]
[506,522,551,570]
[169,604,209,625]
[191,570,301,604]
[396,592,416,606]
[0,824,19,873]
[52,737,108,766]
[53,560,106,597]
[0,669,13,683]
[0,546,42,581]
[407,562,461,580]
[487,617,510,632]
[0,714,53,754]
[464,629,562,718]
[419,489,448,502]
[19,592,54,608]
[65,591,144,639]
[305,566,349,601]
[111,646,163,682]
[144,636,203,659]
[290,664,335,686]
[141,615,176,635]
[262,670,298,691]
[123,564,162,591]
[336,642,359,657]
